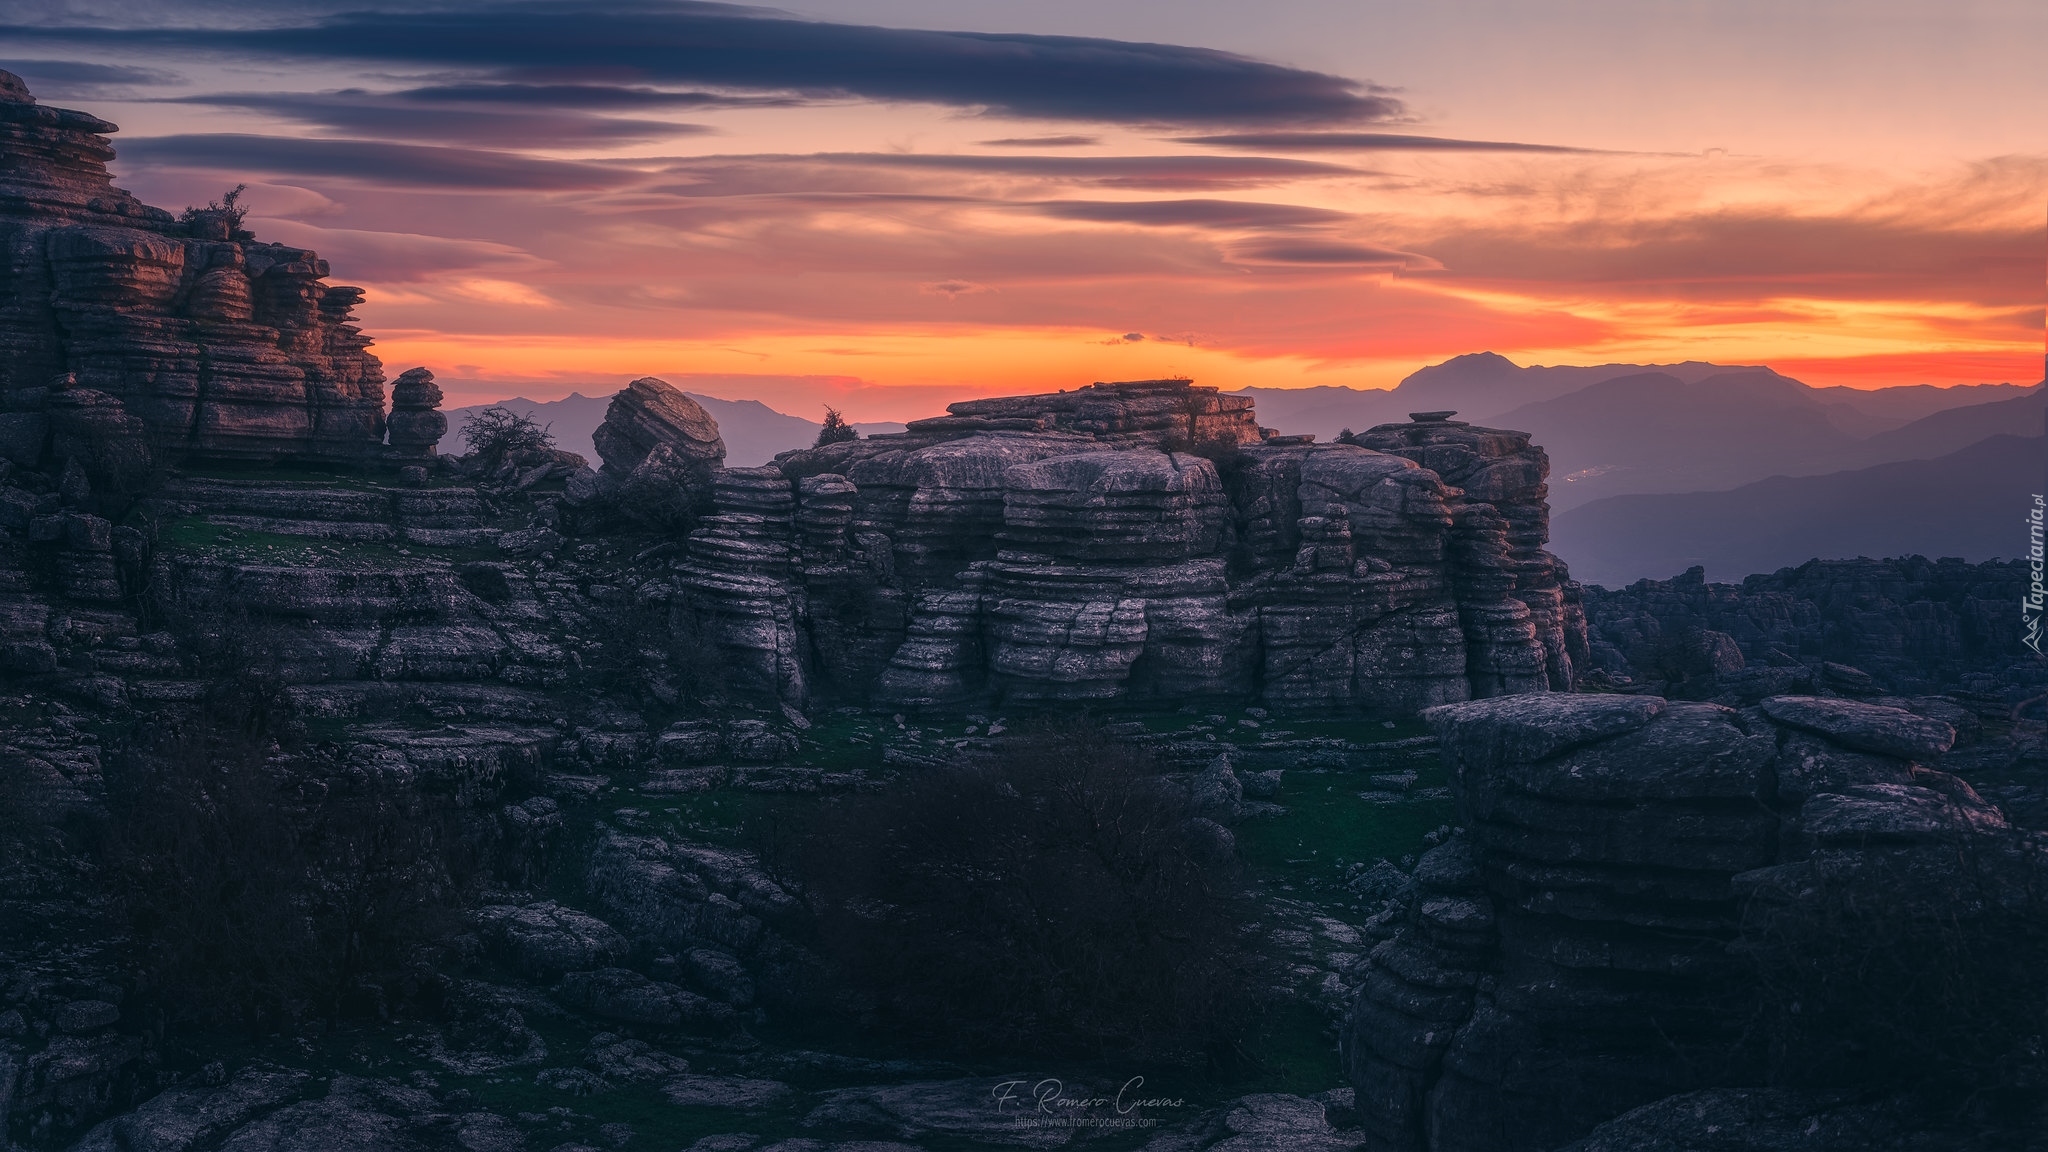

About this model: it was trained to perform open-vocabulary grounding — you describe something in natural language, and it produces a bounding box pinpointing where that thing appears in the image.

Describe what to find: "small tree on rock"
[814,407,858,447]
[180,184,253,241]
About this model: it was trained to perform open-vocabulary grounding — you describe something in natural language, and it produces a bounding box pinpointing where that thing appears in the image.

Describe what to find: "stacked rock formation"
[1352,411,1586,692]
[653,381,1587,712]
[0,71,388,467]
[383,367,446,460]
[1342,691,2031,1151]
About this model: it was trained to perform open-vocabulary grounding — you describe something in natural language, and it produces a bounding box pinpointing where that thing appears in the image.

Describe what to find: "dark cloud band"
[162,90,713,147]
[116,133,629,190]
[1176,131,1600,153]
[0,56,181,93]
[0,2,1401,127]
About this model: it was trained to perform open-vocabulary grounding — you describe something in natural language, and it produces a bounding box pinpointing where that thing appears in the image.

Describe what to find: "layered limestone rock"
[1342,692,2028,1151]
[1352,411,1588,693]
[593,376,727,531]
[384,367,446,460]
[666,381,1587,712]
[943,376,1266,444]
[0,71,388,466]
[593,377,726,480]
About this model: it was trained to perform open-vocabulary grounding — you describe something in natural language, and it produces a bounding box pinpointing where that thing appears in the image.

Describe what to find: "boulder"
[70,1068,312,1152]
[476,902,627,979]
[593,376,726,478]
[661,1074,797,1111]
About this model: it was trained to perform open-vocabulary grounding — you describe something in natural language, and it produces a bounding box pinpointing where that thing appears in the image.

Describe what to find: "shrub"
[814,407,858,447]
[98,613,476,1032]
[460,405,555,467]
[777,717,1264,1062]
[179,184,252,241]
[1739,823,2048,1118]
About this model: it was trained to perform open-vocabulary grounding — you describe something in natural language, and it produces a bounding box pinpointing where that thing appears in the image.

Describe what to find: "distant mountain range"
[1234,353,2043,586]
[1553,432,2048,588]
[440,391,905,468]
[1233,353,2035,512]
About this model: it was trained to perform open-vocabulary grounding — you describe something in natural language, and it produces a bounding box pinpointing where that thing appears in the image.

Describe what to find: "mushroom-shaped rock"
[384,366,446,457]
[592,376,726,478]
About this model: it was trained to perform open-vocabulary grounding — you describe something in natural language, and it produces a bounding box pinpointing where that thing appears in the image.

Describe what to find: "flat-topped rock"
[1760,695,1955,760]
[1423,694,1665,764]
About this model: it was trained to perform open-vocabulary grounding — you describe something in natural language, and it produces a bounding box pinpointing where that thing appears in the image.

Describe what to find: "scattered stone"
[555,968,738,1033]
[477,903,628,980]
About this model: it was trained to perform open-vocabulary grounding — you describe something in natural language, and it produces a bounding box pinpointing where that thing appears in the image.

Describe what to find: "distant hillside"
[1825,384,2047,471]
[1551,432,2048,587]
[1237,356,2036,512]
[1806,380,2034,434]
[1381,353,2027,432]
[1229,353,1750,437]
[441,391,905,468]
[1492,370,1868,511]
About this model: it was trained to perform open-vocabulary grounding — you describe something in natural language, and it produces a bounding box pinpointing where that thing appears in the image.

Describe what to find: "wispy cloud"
[0,56,180,95]
[649,152,1363,194]
[977,135,1100,148]
[1174,131,1604,153]
[1029,199,1351,228]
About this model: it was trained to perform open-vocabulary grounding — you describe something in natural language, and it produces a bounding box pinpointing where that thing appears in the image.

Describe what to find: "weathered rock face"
[668,385,1586,712]
[0,72,388,466]
[1342,691,2034,1152]
[1351,411,1587,693]
[591,376,727,532]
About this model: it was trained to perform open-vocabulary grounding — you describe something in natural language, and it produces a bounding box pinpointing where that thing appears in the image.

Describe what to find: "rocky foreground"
[2,69,2046,1152]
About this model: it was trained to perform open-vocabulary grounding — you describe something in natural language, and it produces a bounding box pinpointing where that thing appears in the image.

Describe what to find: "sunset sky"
[3,0,2043,419]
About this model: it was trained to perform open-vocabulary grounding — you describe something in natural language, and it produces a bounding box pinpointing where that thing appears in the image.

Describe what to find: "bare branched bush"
[777,717,1264,1063]
[460,406,555,469]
